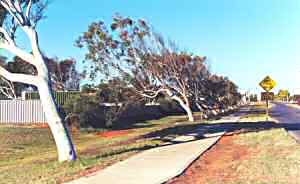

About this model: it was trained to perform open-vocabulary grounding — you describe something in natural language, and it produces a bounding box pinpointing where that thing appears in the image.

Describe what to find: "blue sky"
[22,0,300,94]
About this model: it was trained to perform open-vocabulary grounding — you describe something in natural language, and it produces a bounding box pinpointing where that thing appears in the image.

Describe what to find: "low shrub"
[157,98,183,114]
[62,95,106,129]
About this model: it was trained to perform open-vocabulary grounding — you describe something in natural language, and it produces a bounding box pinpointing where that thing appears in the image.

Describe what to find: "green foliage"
[63,95,104,129]
[62,93,132,129]
[204,75,241,107]
[63,81,141,129]
[157,98,182,114]
[96,78,144,127]
[96,78,139,103]
[81,84,97,93]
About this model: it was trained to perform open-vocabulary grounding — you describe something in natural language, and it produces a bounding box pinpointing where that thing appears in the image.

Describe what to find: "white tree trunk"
[38,79,77,162]
[169,93,194,122]
[195,102,203,111]
[0,25,77,162]
[195,102,204,120]
[140,88,195,122]
[25,26,77,162]
[0,0,77,162]
[0,65,77,161]
[184,103,194,122]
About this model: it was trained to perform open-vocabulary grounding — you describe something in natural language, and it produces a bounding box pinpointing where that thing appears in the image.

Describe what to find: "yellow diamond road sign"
[259,76,276,92]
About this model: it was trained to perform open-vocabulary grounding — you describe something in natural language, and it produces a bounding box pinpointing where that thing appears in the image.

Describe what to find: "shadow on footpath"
[83,106,300,159]
[82,121,300,160]
[143,121,299,143]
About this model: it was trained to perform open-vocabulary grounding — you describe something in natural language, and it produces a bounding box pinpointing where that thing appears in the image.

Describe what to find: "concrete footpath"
[66,115,242,184]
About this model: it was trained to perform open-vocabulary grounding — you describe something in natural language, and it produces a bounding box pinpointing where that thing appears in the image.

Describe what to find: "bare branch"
[138,88,170,99]
[26,0,32,20]
[0,0,23,25]
[0,27,15,44]
[13,0,22,13]
[0,42,35,66]
[0,65,37,86]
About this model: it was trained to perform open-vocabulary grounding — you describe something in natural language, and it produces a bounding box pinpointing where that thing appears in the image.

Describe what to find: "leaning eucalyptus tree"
[76,15,206,121]
[206,75,240,110]
[0,0,76,162]
[189,62,210,112]
[136,51,206,121]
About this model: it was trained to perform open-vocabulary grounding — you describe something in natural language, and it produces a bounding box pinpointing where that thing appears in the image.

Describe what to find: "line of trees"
[76,15,241,122]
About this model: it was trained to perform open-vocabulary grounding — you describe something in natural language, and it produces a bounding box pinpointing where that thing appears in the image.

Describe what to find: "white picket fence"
[0,100,46,124]
[0,100,161,124]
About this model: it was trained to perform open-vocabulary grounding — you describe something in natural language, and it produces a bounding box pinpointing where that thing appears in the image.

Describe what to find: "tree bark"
[27,26,77,161]
[195,102,204,120]
[184,103,194,122]
[140,88,195,122]
[36,55,75,159]
[170,94,194,122]
[37,79,77,161]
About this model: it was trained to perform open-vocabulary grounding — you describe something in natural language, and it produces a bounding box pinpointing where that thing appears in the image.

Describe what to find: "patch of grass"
[239,104,270,122]
[224,114,300,184]
[0,113,201,184]
[231,128,300,184]
[253,103,272,110]
[198,104,300,184]
[240,113,268,122]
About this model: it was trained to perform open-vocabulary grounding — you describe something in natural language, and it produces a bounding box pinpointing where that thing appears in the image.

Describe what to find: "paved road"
[271,102,300,142]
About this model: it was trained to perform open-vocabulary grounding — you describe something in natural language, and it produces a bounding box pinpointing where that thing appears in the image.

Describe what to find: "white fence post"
[21,91,26,100]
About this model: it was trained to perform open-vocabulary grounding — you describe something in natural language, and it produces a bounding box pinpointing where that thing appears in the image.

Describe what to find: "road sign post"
[266,92,269,116]
[259,76,276,120]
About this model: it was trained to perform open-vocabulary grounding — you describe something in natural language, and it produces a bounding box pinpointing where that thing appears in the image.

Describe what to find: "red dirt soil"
[166,134,255,184]
[9,123,49,129]
[96,130,134,138]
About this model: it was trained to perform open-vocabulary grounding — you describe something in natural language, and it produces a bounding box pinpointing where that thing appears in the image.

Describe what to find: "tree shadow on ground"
[111,109,239,131]
[111,111,209,130]
[111,115,180,130]
[84,121,300,159]
[142,120,300,146]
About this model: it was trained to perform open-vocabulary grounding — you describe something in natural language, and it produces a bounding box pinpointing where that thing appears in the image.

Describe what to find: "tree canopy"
[76,15,209,121]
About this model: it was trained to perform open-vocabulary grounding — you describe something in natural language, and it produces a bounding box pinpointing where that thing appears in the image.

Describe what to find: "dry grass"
[216,107,300,184]
[229,128,300,184]
[0,113,204,184]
